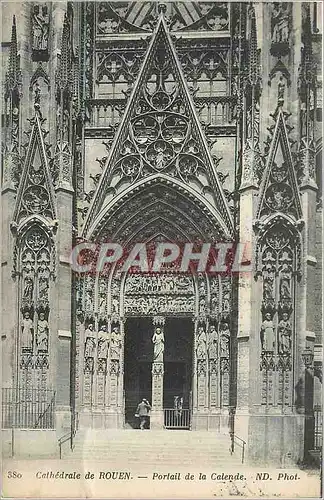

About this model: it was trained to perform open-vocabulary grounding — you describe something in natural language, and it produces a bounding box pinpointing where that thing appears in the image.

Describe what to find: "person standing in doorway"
[135,398,151,430]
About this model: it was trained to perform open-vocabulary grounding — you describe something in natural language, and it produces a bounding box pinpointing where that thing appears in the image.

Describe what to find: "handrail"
[58,431,72,460]
[230,432,246,464]
[58,411,78,459]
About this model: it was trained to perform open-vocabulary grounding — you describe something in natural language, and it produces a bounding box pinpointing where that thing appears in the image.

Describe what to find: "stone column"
[192,319,208,429]
[106,319,123,428]
[236,176,259,448]
[150,316,165,429]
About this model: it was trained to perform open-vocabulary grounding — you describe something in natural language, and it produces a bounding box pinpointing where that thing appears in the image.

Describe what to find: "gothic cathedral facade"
[1,1,322,464]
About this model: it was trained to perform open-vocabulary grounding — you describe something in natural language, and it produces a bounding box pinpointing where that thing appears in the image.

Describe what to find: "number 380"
[7,471,22,478]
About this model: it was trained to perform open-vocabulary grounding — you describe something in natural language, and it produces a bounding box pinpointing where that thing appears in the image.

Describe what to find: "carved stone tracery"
[96,2,229,34]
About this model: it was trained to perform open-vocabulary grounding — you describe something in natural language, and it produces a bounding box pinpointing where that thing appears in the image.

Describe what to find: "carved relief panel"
[257,223,300,407]
[123,273,195,316]
[17,226,54,390]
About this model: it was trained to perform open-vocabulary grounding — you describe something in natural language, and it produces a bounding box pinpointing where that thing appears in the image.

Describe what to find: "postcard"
[1,1,322,498]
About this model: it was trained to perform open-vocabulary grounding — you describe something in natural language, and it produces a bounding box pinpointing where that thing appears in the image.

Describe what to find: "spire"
[57,12,71,94]
[54,7,73,191]
[297,3,317,189]
[3,16,22,191]
[248,5,259,88]
[239,4,262,190]
[5,16,21,98]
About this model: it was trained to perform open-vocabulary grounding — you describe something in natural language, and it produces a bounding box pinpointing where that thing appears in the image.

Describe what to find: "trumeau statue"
[152,327,164,362]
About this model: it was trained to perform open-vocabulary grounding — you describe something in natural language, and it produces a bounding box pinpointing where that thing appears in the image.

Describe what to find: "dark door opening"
[163,317,193,427]
[124,316,194,429]
[124,317,152,428]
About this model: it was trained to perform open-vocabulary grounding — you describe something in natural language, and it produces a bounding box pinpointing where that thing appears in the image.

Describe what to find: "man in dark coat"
[135,398,151,430]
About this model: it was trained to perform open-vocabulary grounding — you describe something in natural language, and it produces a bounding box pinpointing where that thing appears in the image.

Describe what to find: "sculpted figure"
[196,326,207,359]
[110,326,121,360]
[220,323,230,357]
[112,297,119,314]
[37,312,49,351]
[38,277,49,301]
[278,313,292,354]
[21,311,34,349]
[98,324,109,358]
[263,279,274,300]
[152,327,164,362]
[84,323,96,357]
[23,276,34,302]
[208,324,218,359]
[32,5,49,51]
[272,3,289,43]
[260,313,275,352]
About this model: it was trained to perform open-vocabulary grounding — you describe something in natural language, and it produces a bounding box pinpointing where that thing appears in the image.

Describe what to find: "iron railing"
[164,408,191,429]
[314,404,322,450]
[230,432,246,464]
[2,387,55,429]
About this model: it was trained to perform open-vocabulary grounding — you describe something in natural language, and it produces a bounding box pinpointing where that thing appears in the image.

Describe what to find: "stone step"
[65,430,242,466]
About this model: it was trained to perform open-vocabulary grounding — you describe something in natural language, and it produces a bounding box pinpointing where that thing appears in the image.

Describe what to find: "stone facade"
[1,1,322,465]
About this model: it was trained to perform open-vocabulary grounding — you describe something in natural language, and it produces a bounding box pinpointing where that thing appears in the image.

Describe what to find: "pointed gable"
[82,16,234,238]
[257,109,302,220]
[13,113,56,223]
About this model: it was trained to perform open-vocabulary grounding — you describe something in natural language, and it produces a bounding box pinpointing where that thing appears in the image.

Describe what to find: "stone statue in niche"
[279,262,292,300]
[220,322,230,357]
[37,311,49,351]
[23,276,34,302]
[196,326,207,360]
[152,327,165,362]
[110,326,121,360]
[222,290,230,313]
[260,312,275,352]
[271,3,289,44]
[112,297,119,314]
[208,324,218,359]
[32,4,50,51]
[98,324,109,358]
[277,312,292,354]
[84,323,96,357]
[38,277,49,301]
[263,277,274,301]
[21,310,34,350]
